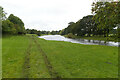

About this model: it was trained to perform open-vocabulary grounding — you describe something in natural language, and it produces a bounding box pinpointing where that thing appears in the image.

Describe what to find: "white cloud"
[0,0,93,31]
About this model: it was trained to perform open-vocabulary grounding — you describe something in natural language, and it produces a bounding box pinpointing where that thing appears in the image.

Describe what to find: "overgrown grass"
[2,35,118,78]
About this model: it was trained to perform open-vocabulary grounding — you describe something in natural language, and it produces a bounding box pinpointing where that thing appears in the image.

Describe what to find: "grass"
[2,35,50,78]
[2,35,118,78]
[2,35,29,78]
[36,37,118,78]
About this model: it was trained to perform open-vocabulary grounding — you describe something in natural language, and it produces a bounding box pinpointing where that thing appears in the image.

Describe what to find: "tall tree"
[0,6,7,21]
[92,1,118,37]
[8,14,25,34]
[0,6,7,34]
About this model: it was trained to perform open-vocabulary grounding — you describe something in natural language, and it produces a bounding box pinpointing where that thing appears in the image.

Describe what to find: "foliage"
[50,30,59,35]
[61,1,119,39]
[26,29,61,36]
[67,33,75,38]
[8,14,25,34]
[59,29,65,35]
[62,15,98,37]
[92,2,118,37]
[2,20,16,34]
[26,29,41,36]
[0,6,7,21]
[1,6,25,35]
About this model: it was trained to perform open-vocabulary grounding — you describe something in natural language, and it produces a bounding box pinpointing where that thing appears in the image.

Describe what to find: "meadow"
[2,35,118,78]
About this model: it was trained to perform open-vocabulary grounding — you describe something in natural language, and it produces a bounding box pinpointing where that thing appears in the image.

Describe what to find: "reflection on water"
[39,35,119,47]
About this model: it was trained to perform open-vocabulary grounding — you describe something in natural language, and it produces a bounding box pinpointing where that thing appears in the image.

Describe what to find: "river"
[39,35,119,47]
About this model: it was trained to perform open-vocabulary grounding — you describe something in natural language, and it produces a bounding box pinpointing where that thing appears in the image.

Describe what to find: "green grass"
[2,35,29,78]
[36,37,118,78]
[2,35,118,78]
[2,35,50,78]
[28,36,50,78]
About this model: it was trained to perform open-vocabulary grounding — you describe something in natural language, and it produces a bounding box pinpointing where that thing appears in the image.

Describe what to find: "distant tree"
[65,22,76,34]
[59,29,65,35]
[8,14,25,34]
[26,29,41,36]
[51,31,58,35]
[2,20,16,34]
[70,15,96,36]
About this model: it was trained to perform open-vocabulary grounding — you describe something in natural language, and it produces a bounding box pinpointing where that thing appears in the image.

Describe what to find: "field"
[2,35,118,78]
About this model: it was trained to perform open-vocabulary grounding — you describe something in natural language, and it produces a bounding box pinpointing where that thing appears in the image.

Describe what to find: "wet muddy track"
[32,37,62,79]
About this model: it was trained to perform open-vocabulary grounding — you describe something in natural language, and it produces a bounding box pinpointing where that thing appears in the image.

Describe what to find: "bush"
[67,33,75,38]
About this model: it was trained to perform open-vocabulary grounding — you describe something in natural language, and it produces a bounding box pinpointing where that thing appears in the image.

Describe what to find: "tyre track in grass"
[32,36,62,79]
[22,37,32,78]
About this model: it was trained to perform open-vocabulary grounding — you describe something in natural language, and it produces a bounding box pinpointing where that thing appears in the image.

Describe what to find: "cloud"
[1,0,93,31]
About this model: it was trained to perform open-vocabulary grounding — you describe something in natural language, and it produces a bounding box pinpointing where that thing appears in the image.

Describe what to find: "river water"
[39,35,119,47]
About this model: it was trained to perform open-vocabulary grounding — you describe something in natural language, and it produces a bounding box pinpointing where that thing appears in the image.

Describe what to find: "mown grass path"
[31,36,61,79]
[22,38,32,78]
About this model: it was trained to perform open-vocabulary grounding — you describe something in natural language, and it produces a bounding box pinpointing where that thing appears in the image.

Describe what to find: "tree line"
[1,6,26,35]
[26,29,60,36]
[59,1,120,38]
[1,6,60,36]
[1,1,120,37]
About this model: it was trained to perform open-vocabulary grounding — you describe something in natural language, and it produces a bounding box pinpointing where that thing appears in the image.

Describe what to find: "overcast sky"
[1,0,94,31]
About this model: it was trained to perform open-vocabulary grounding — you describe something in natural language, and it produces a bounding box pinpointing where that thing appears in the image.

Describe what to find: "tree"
[2,20,16,34]
[70,15,96,36]
[0,6,7,21]
[92,1,118,37]
[8,14,25,34]
[51,31,59,35]
[26,29,41,36]
[0,6,7,34]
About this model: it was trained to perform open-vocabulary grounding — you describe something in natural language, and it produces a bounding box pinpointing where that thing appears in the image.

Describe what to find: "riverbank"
[64,34,118,42]
[2,34,118,78]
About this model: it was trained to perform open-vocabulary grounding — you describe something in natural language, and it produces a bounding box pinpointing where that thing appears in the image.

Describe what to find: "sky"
[1,0,94,31]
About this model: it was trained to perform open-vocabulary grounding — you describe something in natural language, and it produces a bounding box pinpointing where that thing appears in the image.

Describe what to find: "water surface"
[39,35,119,47]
